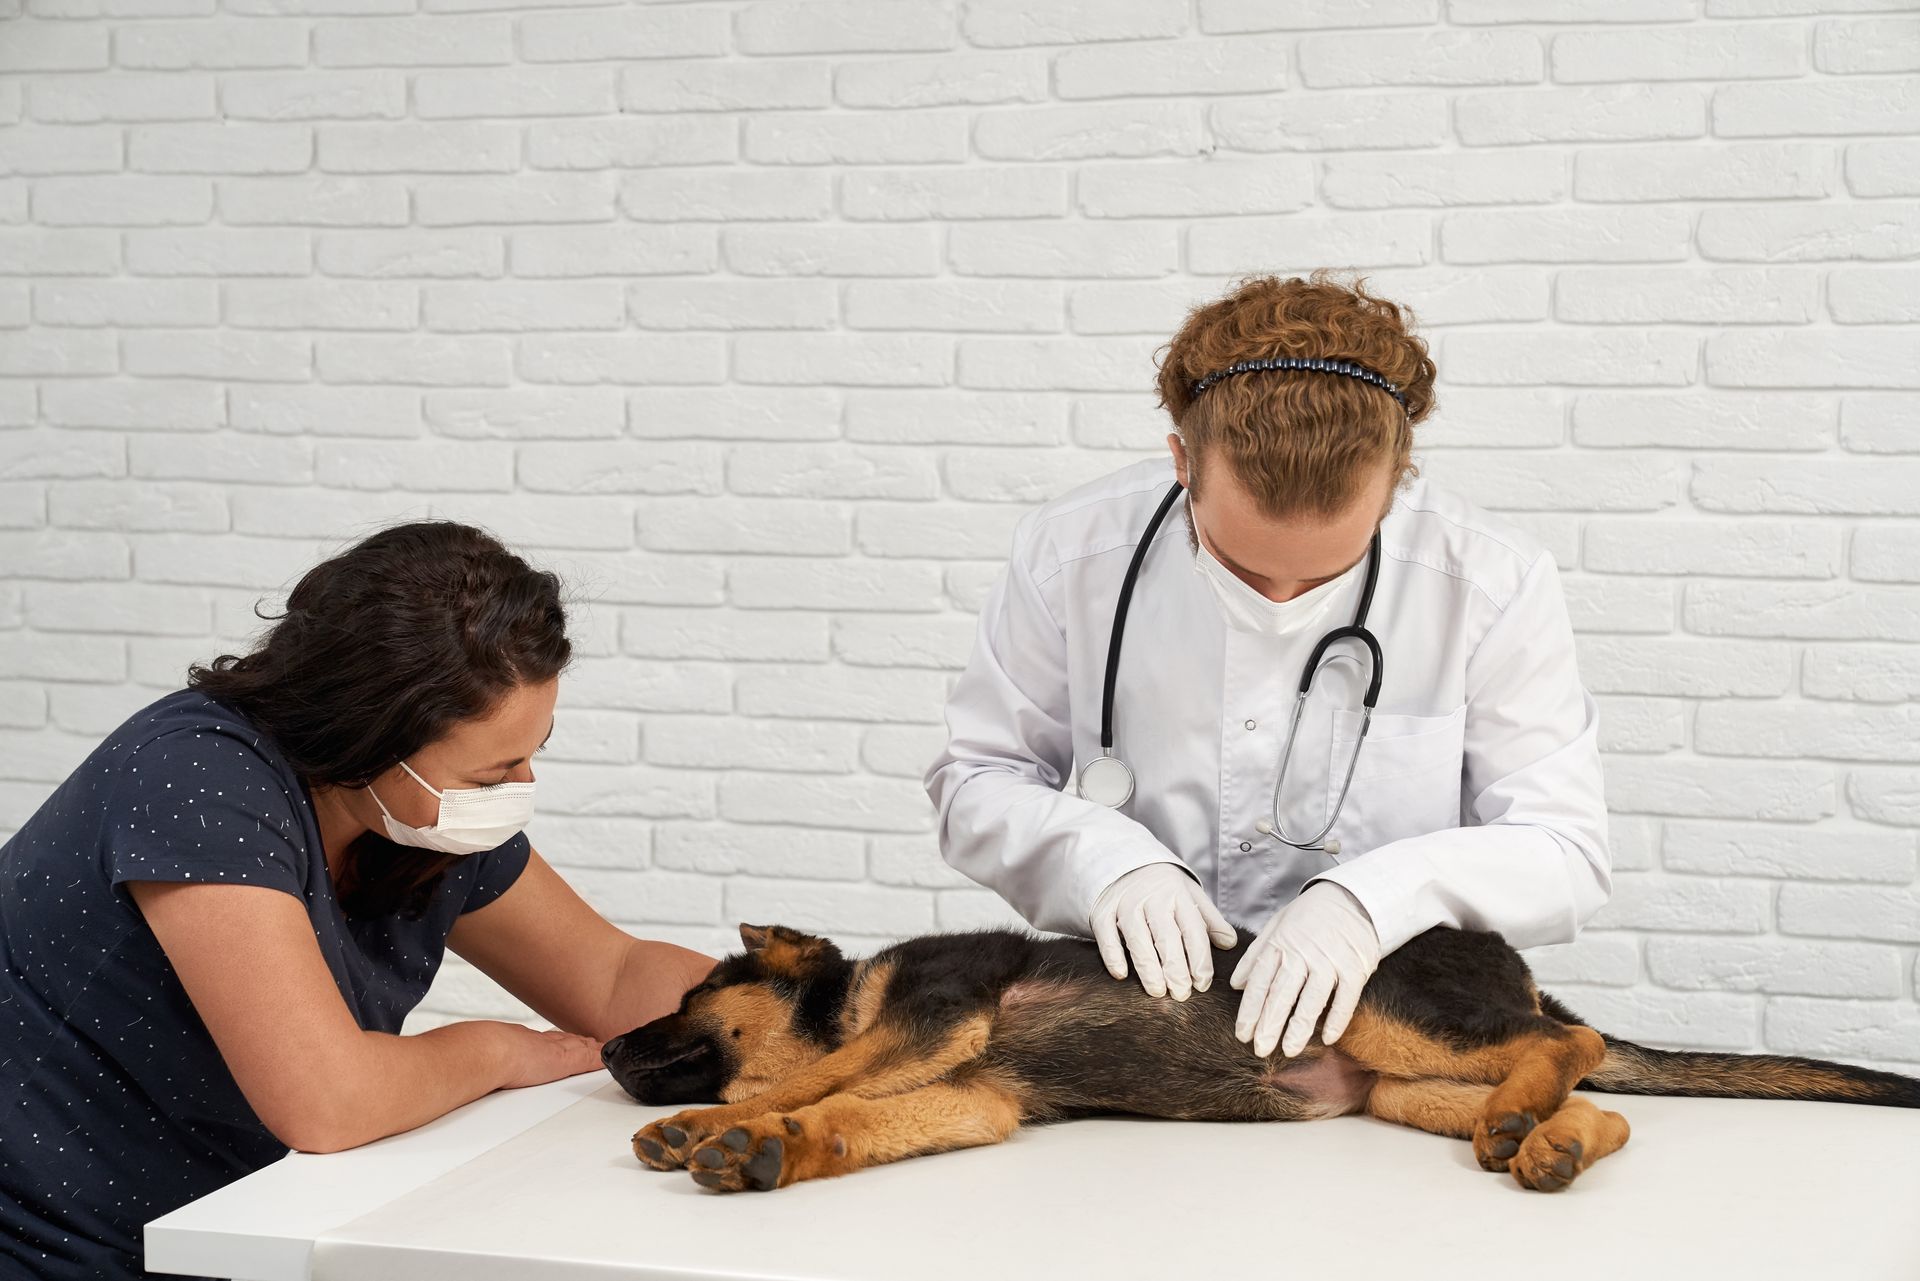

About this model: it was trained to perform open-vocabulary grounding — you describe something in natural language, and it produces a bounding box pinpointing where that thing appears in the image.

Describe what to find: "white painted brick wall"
[0,3,1915,1071]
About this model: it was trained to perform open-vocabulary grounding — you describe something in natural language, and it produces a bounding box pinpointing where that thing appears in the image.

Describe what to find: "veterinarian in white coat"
[925,273,1612,1062]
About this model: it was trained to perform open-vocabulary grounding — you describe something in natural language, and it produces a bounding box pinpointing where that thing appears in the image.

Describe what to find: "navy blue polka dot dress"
[0,688,530,1280]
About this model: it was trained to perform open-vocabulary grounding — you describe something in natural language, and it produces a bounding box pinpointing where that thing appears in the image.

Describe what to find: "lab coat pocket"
[1326,705,1467,856]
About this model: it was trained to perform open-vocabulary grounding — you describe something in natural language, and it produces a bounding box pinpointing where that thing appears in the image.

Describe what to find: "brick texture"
[0,6,1913,1065]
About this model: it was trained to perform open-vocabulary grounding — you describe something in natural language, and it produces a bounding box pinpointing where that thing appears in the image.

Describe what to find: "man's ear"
[1168,432,1189,487]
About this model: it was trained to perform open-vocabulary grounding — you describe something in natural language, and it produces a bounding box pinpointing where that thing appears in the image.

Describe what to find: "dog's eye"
[731,1028,741,1038]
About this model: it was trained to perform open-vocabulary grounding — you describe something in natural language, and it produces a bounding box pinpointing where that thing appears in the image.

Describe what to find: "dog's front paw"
[633,1112,714,1170]
[1472,1110,1536,1173]
[687,1114,844,1193]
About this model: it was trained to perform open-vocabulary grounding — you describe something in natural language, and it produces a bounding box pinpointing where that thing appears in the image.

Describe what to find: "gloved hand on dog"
[1090,862,1238,1001]
[1231,882,1381,1058]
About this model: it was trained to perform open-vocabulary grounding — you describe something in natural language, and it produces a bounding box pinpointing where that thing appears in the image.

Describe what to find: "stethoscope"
[1074,480,1384,855]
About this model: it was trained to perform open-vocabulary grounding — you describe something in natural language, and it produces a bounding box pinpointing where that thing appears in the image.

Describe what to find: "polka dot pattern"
[0,688,531,1280]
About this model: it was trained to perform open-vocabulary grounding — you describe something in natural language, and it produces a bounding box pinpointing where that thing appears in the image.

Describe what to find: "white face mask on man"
[367,759,535,856]
[1192,536,1363,638]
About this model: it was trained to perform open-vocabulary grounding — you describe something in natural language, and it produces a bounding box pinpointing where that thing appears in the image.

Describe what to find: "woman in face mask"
[0,521,715,1281]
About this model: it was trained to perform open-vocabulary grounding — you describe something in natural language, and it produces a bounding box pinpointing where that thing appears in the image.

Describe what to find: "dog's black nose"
[601,1034,624,1067]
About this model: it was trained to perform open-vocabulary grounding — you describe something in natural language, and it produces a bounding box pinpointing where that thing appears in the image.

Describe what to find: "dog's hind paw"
[1511,1132,1585,1192]
[1472,1110,1536,1173]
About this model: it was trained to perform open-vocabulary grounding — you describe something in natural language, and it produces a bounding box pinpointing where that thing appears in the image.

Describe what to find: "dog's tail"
[1579,1035,1920,1108]
[1543,993,1920,1109]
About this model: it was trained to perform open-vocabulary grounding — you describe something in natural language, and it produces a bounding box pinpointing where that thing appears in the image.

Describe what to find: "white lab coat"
[924,457,1612,956]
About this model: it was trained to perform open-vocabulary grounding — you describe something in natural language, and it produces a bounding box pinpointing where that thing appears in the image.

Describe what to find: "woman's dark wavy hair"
[188,521,573,920]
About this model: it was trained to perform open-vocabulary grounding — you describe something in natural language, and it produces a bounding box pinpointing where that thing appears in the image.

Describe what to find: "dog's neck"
[789,953,856,1050]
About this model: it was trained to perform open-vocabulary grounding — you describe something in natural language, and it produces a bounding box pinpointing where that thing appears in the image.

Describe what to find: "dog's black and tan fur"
[604,923,1920,1195]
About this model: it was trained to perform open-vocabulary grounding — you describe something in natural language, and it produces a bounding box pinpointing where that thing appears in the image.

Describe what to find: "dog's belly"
[1263,1049,1378,1119]
[987,977,1378,1122]
[997,978,1081,1011]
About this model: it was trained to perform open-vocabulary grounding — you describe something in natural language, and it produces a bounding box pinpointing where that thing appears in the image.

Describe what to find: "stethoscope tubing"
[1078,481,1386,852]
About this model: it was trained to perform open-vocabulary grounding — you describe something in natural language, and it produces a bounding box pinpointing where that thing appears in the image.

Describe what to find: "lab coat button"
[1244,719,1257,730]
[1238,841,1252,852]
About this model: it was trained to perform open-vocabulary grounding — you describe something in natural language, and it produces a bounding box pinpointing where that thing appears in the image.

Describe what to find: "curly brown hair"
[1154,269,1437,518]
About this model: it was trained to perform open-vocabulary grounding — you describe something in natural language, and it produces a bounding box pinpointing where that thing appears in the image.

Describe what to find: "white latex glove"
[1090,862,1238,1001]
[1230,882,1382,1058]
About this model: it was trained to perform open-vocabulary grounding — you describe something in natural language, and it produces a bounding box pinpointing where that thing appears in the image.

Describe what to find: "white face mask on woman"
[367,759,535,856]
[1192,537,1363,639]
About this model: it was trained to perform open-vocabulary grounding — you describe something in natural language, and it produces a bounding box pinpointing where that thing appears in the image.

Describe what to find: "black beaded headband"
[1189,356,1409,416]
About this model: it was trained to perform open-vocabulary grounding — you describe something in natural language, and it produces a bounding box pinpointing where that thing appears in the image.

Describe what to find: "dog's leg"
[633,1015,993,1171]
[1505,1095,1631,1193]
[684,1072,1025,1193]
[1335,1009,1611,1180]
[1365,1077,1490,1139]
[1366,1075,1629,1192]
[1472,1024,1609,1175]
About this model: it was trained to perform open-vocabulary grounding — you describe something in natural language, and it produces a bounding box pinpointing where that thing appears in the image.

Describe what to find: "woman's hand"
[1231,882,1382,1058]
[1089,861,1238,1001]
[447,851,717,1040]
[487,1022,606,1090]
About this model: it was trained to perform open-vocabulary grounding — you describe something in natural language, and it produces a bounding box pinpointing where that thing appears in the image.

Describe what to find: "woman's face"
[358,677,559,834]
[1170,436,1395,604]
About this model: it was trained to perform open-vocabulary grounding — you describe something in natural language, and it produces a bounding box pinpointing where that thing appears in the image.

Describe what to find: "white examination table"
[146,1074,1920,1281]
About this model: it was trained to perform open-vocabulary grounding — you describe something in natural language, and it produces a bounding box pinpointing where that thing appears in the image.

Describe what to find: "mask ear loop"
[366,759,441,831]
[365,775,406,830]
[397,759,444,800]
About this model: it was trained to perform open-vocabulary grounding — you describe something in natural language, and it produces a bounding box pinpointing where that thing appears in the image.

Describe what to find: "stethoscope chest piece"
[1076,755,1134,808]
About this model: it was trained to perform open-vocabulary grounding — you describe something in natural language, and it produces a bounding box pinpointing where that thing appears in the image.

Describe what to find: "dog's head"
[602,923,850,1106]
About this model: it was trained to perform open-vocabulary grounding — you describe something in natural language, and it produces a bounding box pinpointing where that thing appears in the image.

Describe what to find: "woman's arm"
[926,505,1193,937]
[446,848,716,1042]
[1303,550,1613,954]
[128,880,601,1154]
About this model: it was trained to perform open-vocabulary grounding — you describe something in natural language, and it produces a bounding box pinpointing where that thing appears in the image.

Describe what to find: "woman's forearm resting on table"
[277,1019,525,1154]
[288,935,719,1152]
[126,880,570,1156]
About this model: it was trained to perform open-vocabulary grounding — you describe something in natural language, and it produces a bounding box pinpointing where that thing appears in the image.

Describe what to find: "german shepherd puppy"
[603,922,1920,1195]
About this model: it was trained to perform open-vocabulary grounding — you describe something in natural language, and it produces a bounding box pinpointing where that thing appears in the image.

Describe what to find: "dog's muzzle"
[602,1028,724,1104]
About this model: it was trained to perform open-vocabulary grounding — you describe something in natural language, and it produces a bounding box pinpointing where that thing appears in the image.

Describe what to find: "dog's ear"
[737,922,836,977]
